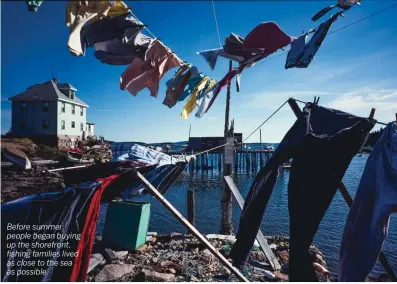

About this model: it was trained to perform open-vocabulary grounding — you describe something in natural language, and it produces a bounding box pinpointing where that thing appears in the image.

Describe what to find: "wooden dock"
[167,149,276,173]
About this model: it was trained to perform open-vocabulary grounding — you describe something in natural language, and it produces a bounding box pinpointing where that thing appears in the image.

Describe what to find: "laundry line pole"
[220,60,234,235]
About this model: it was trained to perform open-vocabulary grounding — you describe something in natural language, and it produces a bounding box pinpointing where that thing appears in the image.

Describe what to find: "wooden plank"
[224,176,281,271]
[136,171,249,282]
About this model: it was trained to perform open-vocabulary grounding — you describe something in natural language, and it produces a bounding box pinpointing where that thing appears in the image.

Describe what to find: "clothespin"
[395,113,397,122]
[316,97,320,105]
[313,96,317,106]
[369,108,376,119]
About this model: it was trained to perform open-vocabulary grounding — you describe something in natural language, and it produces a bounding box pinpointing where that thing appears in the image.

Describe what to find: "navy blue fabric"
[230,103,375,281]
[81,13,144,54]
[1,182,101,282]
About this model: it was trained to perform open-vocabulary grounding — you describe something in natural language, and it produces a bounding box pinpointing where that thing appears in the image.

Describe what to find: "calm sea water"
[98,143,397,278]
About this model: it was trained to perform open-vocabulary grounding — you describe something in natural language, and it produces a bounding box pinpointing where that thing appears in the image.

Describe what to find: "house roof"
[57,83,77,91]
[8,80,88,107]
[86,122,95,125]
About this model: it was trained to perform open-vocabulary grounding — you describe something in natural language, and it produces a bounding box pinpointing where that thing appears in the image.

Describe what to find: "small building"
[8,78,95,147]
[187,133,243,152]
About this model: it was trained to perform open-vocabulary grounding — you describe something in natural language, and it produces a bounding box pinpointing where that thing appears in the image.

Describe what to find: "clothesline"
[253,2,397,68]
[294,99,390,126]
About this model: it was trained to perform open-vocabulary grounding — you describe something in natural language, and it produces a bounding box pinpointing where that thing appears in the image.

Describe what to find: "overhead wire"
[211,1,223,48]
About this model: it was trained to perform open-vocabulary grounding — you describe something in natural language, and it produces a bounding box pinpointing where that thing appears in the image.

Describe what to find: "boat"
[3,147,32,170]
[67,151,94,164]
[264,145,275,151]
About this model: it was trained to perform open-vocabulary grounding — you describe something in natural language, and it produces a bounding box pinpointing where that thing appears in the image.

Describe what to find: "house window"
[80,123,83,131]
[88,125,91,131]
[42,102,49,112]
[61,120,65,130]
[71,121,75,128]
[70,91,75,100]
[71,105,75,115]
[20,120,26,129]
[20,102,27,112]
[80,107,83,116]
[61,102,65,113]
[42,119,49,130]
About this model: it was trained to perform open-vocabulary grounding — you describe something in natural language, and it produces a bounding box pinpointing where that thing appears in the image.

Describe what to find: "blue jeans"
[339,122,397,281]
[231,103,375,281]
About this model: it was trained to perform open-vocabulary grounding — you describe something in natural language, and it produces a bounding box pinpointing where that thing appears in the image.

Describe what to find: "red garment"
[206,69,238,113]
[69,174,121,282]
[243,22,295,57]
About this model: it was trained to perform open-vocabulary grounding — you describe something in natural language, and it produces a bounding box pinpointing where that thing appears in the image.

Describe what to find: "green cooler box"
[103,200,151,250]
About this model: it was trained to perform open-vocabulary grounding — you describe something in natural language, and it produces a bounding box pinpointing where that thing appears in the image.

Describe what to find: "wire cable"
[211,1,223,48]
[243,99,289,143]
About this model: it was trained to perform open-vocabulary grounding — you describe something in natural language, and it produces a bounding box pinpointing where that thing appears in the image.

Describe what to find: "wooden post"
[221,60,234,235]
[136,171,249,282]
[260,128,262,150]
[289,99,397,281]
[224,176,281,271]
[187,159,195,226]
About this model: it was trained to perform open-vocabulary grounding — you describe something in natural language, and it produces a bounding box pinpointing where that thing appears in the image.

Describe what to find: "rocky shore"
[88,233,331,282]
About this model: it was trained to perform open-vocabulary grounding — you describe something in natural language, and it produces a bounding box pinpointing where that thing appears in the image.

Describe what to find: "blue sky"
[1,1,396,143]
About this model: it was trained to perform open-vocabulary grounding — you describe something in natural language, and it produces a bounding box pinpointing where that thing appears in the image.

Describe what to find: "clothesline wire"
[211,1,223,49]
[254,2,397,68]
[243,99,290,143]
[129,10,157,39]
[293,98,389,126]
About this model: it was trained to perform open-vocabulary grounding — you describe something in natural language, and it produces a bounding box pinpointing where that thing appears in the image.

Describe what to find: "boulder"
[274,271,289,281]
[94,264,135,282]
[141,269,175,281]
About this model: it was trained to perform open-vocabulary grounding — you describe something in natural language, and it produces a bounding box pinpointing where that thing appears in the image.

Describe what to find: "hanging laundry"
[181,77,216,119]
[66,1,130,56]
[81,12,145,55]
[285,13,342,69]
[204,69,238,114]
[1,175,120,282]
[163,64,194,108]
[25,0,43,12]
[176,71,206,102]
[120,40,183,97]
[339,122,397,281]
[197,48,245,70]
[243,22,295,57]
[94,33,153,65]
[223,33,245,57]
[195,84,218,119]
[312,0,360,21]
[230,103,375,281]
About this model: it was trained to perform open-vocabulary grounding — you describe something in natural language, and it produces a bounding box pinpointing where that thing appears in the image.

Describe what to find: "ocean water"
[98,144,397,279]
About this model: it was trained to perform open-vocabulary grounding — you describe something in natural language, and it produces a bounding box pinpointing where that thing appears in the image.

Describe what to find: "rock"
[223,268,231,276]
[141,269,175,281]
[278,249,289,263]
[145,259,150,265]
[152,257,158,264]
[274,271,289,281]
[263,269,276,280]
[190,275,199,281]
[146,236,157,244]
[137,244,148,253]
[94,264,135,282]
[250,251,266,262]
[159,260,175,268]
[168,268,176,274]
[171,232,182,238]
[269,243,277,249]
[313,262,330,277]
[114,251,128,259]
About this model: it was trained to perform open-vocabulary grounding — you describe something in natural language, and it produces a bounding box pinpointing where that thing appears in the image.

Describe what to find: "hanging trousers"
[339,122,397,281]
[230,103,375,281]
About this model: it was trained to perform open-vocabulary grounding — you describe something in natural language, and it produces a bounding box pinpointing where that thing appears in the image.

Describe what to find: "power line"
[255,3,397,67]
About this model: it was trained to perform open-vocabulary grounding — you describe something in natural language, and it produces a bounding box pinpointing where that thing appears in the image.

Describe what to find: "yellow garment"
[181,77,216,119]
[66,1,129,56]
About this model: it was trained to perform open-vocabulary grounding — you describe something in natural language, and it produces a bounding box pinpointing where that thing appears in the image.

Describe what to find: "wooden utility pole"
[220,60,233,235]
[260,128,262,149]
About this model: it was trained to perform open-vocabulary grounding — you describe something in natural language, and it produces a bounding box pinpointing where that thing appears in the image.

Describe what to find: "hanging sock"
[339,122,397,281]
[163,64,194,108]
[285,13,342,69]
[312,0,360,21]
[181,77,216,119]
[120,40,183,97]
[25,0,43,12]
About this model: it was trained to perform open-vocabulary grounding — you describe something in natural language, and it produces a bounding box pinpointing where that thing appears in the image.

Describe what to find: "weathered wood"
[45,164,92,173]
[136,171,249,282]
[224,175,281,271]
[287,98,302,118]
[88,253,105,273]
